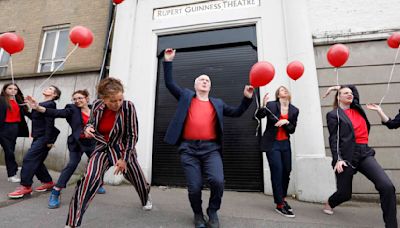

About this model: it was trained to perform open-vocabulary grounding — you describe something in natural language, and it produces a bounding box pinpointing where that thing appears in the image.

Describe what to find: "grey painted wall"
[0,72,98,174]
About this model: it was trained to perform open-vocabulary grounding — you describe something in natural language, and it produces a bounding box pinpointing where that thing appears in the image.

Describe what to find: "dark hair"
[1,83,27,112]
[333,85,351,109]
[97,77,124,98]
[50,85,61,100]
[72,89,89,98]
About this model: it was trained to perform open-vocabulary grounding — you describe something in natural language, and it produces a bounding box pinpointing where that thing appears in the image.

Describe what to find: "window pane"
[0,67,7,76]
[55,30,68,58]
[40,63,52,72]
[54,61,65,71]
[41,32,56,60]
[0,49,10,65]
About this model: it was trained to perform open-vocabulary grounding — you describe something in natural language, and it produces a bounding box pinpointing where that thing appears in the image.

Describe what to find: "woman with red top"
[64,78,151,228]
[26,89,106,209]
[0,83,29,182]
[323,85,397,228]
[255,86,299,218]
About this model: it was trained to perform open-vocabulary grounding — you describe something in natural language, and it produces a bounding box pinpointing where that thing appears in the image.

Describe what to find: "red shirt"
[80,111,90,139]
[98,108,117,141]
[5,99,21,123]
[275,113,289,141]
[344,108,368,144]
[183,97,217,140]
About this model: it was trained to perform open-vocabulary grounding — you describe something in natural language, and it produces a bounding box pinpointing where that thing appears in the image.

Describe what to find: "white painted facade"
[109,0,400,202]
[306,0,400,37]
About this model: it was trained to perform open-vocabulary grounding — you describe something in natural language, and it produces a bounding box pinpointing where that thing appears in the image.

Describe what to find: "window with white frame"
[0,48,10,76]
[38,27,69,73]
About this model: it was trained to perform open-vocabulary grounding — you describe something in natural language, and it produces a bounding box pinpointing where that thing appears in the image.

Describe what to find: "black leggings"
[328,146,397,228]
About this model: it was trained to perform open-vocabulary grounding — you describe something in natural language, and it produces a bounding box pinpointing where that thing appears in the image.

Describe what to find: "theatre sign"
[153,0,260,19]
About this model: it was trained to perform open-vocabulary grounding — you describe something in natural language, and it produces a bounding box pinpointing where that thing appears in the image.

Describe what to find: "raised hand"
[323,85,341,98]
[262,93,269,107]
[164,48,176,62]
[366,103,381,112]
[24,96,39,109]
[243,85,254,98]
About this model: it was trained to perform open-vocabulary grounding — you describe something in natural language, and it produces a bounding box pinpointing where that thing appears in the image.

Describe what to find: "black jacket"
[26,100,60,144]
[255,101,299,152]
[326,85,371,167]
[0,96,29,137]
[383,110,400,129]
[45,104,93,152]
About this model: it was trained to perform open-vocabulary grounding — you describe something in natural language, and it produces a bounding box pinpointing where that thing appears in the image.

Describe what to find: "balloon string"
[254,89,260,136]
[37,44,79,90]
[379,45,400,106]
[98,4,117,85]
[10,56,14,85]
[335,67,342,161]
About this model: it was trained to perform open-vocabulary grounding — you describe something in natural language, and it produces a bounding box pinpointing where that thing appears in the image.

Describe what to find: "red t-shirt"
[98,108,117,141]
[344,109,368,144]
[183,97,217,140]
[275,113,289,141]
[5,99,21,123]
[80,111,90,139]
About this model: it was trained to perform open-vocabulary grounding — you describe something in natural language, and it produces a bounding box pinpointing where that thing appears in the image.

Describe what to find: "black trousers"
[20,136,52,186]
[328,144,397,228]
[0,123,19,177]
[55,138,95,188]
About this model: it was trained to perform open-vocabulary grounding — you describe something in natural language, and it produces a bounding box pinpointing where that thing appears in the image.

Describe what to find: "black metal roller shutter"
[152,26,262,191]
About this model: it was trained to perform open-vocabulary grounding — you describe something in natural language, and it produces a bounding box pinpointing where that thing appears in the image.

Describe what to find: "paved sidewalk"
[0,166,395,227]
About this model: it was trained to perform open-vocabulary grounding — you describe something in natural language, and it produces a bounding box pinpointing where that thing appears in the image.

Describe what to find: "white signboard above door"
[153,0,260,20]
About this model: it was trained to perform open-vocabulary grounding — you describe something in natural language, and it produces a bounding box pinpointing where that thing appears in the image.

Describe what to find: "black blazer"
[383,109,400,129]
[0,96,29,137]
[255,100,299,152]
[27,100,60,144]
[163,61,253,145]
[45,104,93,152]
[326,85,371,167]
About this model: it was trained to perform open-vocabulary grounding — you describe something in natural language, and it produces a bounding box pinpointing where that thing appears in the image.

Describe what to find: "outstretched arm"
[163,48,183,100]
[368,104,400,129]
[223,85,254,117]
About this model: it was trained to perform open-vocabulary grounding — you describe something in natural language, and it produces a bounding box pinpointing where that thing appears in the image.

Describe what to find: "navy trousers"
[329,144,397,228]
[56,138,95,188]
[179,140,224,215]
[0,123,19,177]
[266,140,292,205]
[20,136,52,186]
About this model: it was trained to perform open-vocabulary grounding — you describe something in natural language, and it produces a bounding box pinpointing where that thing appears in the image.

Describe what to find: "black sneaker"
[207,209,220,228]
[283,201,293,212]
[194,213,207,228]
[275,206,295,218]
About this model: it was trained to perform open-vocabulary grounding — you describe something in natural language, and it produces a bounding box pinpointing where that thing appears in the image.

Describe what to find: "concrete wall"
[315,38,400,195]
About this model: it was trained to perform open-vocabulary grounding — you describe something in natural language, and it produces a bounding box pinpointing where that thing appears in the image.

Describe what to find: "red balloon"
[387,32,400,49]
[69,26,94,48]
[113,0,124,4]
[286,61,304,81]
[249,61,275,87]
[327,44,349,67]
[0,33,24,55]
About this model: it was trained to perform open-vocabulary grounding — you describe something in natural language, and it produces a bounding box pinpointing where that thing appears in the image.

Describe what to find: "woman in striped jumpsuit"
[65,77,151,227]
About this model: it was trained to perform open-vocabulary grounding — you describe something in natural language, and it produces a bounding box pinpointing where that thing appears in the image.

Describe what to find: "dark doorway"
[152,26,262,191]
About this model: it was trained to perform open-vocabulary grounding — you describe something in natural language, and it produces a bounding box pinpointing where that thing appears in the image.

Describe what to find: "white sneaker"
[142,194,152,211]
[7,175,20,183]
